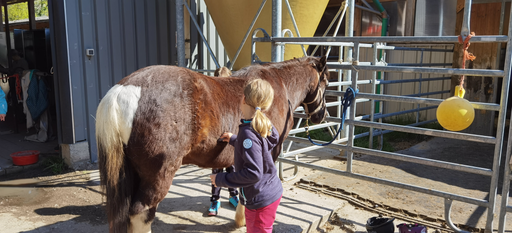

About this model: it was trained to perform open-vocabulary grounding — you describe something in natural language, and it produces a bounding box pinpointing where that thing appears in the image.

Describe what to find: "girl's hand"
[210,174,217,187]
[0,114,5,121]
[219,132,233,142]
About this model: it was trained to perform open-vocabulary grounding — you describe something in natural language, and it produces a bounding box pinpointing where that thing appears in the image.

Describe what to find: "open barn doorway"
[0,0,58,172]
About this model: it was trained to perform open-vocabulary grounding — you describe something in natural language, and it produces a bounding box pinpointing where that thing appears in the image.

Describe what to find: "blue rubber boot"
[229,196,239,208]
[208,200,220,216]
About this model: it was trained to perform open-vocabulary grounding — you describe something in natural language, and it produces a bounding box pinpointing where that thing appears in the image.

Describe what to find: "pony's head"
[303,56,329,124]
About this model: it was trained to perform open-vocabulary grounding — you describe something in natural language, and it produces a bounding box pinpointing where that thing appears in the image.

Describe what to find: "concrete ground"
[0,161,377,233]
[0,132,511,232]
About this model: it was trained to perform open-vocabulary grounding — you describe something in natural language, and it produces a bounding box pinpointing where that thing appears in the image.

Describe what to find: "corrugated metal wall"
[50,0,228,162]
[356,45,453,121]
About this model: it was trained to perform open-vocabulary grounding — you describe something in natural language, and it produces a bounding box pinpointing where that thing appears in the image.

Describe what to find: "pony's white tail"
[96,84,141,191]
[95,84,141,232]
[235,203,246,227]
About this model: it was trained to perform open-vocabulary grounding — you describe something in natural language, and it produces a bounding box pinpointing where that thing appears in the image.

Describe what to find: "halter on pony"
[303,86,358,146]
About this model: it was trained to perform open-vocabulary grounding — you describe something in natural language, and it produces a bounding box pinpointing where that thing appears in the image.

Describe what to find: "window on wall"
[1,0,48,22]
[34,0,48,18]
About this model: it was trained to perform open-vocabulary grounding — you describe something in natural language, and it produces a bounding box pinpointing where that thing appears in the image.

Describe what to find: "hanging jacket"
[0,86,6,115]
[26,75,48,121]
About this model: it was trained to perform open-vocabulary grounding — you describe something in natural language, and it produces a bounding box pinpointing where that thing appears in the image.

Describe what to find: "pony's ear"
[314,56,327,72]
[320,56,327,66]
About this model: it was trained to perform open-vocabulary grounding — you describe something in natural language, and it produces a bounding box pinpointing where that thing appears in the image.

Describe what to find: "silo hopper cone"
[204,0,329,70]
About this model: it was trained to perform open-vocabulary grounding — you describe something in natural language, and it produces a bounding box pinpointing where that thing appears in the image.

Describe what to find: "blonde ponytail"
[244,79,274,137]
[252,108,273,138]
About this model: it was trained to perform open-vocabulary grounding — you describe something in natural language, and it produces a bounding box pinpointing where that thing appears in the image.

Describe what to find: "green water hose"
[374,0,388,113]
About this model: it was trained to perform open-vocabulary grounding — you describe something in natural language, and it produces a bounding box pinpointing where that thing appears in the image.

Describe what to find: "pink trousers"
[245,196,282,233]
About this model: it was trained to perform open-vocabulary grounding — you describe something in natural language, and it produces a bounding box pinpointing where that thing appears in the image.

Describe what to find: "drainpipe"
[373,0,388,113]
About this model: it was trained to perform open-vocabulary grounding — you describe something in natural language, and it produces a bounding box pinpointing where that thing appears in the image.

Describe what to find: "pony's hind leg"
[128,203,156,233]
[128,170,176,233]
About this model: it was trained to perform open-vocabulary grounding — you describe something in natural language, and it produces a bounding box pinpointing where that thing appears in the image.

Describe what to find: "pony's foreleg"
[235,203,246,227]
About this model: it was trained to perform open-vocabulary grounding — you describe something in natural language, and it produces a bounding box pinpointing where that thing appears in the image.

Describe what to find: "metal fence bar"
[281,138,347,158]
[345,120,497,144]
[369,42,379,149]
[278,41,454,53]
[285,126,493,177]
[350,146,493,176]
[382,46,453,52]
[295,101,345,112]
[326,64,505,77]
[346,38,358,173]
[285,118,437,151]
[342,0,354,154]
[445,199,470,233]
[378,77,450,84]
[183,1,220,68]
[486,0,512,229]
[405,90,450,97]
[498,136,512,232]
[311,2,346,55]
[228,0,267,69]
[175,0,186,67]
[389,63,452,67]
[284,0,307,55]
[271,0,282,62]
[360,106,437,120]
[350,119,438,140]
[325,91,501,111]
[277,157,489,207]
[498,1,512,230]
[329,80,372,86]
[257,35,509,43]
[288,122,340,134]
[328,91,500,111]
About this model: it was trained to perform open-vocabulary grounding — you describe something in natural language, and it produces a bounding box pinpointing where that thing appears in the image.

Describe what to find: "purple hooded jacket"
[215,120,283,210]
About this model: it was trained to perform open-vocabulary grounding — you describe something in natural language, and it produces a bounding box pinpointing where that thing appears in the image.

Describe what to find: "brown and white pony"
[95,56,329,232]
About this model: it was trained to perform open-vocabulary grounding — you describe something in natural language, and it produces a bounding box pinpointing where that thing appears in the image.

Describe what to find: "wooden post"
[452,0,504,136]
[28,0,36,30]
[404,0,416,36]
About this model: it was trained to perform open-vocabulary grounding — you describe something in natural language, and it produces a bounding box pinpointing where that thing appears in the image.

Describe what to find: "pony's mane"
[232,57,312,77]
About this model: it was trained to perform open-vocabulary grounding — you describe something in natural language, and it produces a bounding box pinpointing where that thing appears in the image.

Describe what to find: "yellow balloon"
[436,96,475,131]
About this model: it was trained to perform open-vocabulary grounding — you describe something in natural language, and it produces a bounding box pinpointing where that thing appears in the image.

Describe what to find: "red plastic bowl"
[10,150,40,166]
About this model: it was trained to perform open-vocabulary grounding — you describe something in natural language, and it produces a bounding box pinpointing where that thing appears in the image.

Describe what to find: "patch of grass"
[295,119,335,142]
[42,156,68,175]
[296,127,334,142]
[353,126,395,152]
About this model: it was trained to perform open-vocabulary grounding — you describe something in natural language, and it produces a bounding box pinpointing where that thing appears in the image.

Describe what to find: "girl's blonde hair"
[244,79,274,138]
[214,66,232,77]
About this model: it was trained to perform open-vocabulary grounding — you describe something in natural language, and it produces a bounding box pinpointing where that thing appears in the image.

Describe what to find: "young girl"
[210,78,282,233]
[209,66,239,216]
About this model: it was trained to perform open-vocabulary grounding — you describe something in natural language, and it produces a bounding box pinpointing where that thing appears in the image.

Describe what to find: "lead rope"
[456,32,476,98]
[305,87,358,146]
